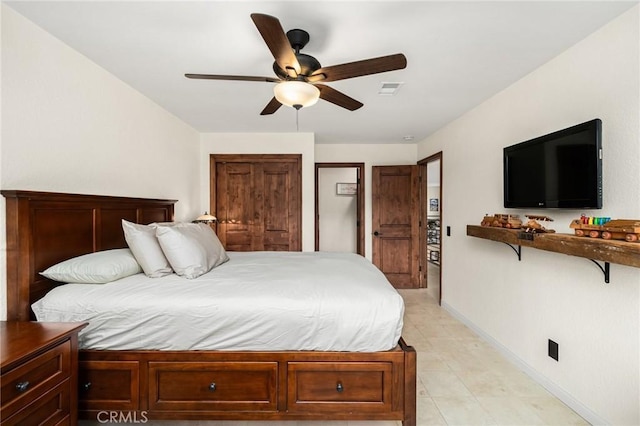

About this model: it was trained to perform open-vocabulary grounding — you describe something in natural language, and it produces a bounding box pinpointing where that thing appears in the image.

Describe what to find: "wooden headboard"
[2,190,177,321]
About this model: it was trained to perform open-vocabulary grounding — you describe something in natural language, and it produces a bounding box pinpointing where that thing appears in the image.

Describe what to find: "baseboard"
[441,301,608,426]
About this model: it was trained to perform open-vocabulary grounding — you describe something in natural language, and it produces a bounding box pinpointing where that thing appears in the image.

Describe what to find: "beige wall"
[418,7,639,425]
[0,6,200,319]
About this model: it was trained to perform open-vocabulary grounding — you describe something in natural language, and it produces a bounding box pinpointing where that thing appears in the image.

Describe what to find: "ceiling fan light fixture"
[273,81,320,109]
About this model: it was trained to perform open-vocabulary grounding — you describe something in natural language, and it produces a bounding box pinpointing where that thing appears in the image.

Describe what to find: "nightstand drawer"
[1,379,70,426]
[287,362,393,413]
[1,340,70,419]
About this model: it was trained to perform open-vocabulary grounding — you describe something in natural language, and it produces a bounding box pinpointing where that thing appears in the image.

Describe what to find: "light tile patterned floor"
[80,289,588,426]
[400,289,588,426]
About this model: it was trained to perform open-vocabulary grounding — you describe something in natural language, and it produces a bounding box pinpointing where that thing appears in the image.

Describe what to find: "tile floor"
[80,289,588,426]
[399,289,588,426]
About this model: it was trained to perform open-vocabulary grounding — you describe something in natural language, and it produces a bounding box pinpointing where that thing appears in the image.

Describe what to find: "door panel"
[262,163,295,251]
[216,162,255,251]
[372,165,419,288]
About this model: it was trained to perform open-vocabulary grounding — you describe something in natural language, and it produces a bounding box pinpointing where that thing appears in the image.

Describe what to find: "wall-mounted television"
[503,119,602,209]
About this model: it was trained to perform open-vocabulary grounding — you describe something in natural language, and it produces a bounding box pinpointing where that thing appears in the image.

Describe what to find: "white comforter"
[32,251,405,352]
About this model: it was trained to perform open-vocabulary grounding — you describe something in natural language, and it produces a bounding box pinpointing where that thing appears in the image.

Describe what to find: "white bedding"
[32,251,405,352]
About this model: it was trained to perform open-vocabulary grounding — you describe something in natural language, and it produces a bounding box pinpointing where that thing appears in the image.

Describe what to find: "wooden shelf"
[467,225,640,282]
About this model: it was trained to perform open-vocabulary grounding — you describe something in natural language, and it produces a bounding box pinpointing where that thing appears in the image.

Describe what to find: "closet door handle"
[373,231,380,236]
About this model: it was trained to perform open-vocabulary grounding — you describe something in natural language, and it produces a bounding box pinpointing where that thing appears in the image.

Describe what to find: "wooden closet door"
[216,162,255,251]
[211,155,301,252]
[261,161,300,251]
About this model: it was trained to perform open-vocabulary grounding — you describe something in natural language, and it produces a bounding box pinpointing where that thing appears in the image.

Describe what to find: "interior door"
[211,154,302,251]
[372,165,420,288]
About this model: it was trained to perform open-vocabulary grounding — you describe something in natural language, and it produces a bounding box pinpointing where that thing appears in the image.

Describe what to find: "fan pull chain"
[296,108,299,131]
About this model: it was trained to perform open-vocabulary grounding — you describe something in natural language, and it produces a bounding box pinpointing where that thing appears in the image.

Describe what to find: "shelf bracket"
[589,259,610,283]
[502,243,522,261]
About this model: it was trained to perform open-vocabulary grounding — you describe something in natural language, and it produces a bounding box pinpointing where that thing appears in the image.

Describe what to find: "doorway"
[419,153,443,304]
[315,163,365,256]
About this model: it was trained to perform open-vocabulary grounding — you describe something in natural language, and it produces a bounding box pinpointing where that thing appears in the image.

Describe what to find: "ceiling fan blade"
[250,13,301,76]
[185,74,280,83]
[316,84,363,111]
[260,97,283,115]
[311,53,407,82]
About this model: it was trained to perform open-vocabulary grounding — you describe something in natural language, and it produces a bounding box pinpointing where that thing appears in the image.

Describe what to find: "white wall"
[318,167,358,253]
[0,6,200,320]
[199,133,315,251]
[315,144,417,260]
[418,7,639,425]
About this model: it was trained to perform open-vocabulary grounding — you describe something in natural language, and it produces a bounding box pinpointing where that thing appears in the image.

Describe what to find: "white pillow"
[122,220,173,278]
[155,222,229,279]
[40,248,142,284]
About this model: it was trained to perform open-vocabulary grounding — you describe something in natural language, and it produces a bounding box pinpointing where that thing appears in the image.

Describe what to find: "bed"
[2,190,416,424]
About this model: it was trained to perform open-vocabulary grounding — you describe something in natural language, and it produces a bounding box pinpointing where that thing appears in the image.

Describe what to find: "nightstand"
[1,321,87,425]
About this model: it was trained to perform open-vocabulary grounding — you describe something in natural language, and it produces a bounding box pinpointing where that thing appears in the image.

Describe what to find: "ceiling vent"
[378,82,403,96]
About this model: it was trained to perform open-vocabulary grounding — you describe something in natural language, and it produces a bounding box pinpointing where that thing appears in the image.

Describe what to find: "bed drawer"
[78,360,139,411]
[1,340,70,420]
[148,361,278,411]
[287,362,393,413]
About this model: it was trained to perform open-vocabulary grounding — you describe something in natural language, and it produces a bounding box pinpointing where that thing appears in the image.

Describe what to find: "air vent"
[378,82,403,96]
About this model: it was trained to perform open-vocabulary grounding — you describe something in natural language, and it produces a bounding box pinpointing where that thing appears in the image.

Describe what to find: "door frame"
[418,152,443,304]
[314,163,365,256]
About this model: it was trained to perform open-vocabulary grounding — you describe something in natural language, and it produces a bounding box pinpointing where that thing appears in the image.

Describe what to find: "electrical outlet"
[548,339,559,361]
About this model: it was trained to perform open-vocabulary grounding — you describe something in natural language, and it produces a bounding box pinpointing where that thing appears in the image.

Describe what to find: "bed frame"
[3,190,416,425]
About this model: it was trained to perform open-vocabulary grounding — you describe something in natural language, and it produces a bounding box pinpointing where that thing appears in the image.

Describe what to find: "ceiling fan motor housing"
[273,53,321,80]
[272,28,322,80]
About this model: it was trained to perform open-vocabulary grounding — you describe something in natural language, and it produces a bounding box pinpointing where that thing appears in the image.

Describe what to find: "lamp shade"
[273,81,320,109]
[194,212,217,223]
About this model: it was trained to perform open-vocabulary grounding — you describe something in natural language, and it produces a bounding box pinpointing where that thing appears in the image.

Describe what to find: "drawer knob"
[83,382,92,392]
[336,382,344,393]
[15,381,30,392]
[209,382,217,392]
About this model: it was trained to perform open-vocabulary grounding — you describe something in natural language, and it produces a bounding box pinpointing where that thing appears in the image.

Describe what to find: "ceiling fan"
[185,13,407,115]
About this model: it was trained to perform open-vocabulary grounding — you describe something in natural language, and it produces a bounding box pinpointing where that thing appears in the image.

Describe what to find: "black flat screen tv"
[503,119,602,209]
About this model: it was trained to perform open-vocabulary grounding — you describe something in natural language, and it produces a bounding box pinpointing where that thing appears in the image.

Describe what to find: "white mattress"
[32,251,405,352]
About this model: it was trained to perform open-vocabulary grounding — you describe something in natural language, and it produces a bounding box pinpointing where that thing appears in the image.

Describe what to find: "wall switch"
[446,226,451,236]
[548,339,559,361]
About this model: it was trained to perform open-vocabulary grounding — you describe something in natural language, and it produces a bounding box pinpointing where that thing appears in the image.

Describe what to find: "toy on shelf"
[570,217,640,242]
[523,214,555,234]
[480,214,522,229]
